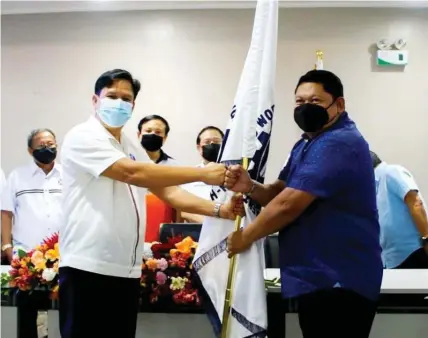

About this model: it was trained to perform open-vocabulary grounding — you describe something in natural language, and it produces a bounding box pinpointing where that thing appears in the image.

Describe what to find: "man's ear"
[28,147,33,156]
[337,97,345,113]
[163,135,168,145]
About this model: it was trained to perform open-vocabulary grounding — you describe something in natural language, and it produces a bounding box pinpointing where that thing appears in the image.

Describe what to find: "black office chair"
[264,234,280,268]
[159,223,203,242]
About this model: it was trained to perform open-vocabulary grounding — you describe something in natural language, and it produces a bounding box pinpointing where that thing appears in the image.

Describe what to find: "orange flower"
[171,236,198,256]
[45,243,59,261]
[145,259,158,271]
[30,251,46,271]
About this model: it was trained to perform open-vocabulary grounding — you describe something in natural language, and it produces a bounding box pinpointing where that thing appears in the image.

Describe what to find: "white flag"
[193,0,278,337]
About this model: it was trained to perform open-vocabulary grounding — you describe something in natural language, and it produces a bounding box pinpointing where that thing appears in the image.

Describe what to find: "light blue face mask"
[97,97,133,128]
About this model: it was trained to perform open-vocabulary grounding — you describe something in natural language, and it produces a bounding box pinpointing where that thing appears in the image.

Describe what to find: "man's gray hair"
[27,128,56,148]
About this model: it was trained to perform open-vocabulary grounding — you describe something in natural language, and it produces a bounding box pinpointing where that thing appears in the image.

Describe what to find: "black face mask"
[202,143,221,162]
[141,134,163,152]
[294,102,335,133]
[33,147,57,164]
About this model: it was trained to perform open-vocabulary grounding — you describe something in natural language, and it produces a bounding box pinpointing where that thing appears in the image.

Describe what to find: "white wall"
[1,8,428,190]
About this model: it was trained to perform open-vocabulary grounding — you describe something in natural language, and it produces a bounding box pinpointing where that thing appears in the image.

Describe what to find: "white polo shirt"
[1,162,63,251]
[59,116,148,278]
[182,163,216,200]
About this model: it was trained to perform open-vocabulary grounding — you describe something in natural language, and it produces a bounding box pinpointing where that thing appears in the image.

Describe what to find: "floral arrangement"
[141,235,202,308]
[1,233,60,298]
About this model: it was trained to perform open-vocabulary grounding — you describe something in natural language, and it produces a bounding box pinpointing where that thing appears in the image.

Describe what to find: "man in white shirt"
[137,114,178,165]
[1,129,62,260]
[182,126,224,222]
[59,69,241,338]
[1,129,61,338]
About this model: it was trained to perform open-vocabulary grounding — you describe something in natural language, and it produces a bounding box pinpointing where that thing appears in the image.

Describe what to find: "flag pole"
[220,157,249,338]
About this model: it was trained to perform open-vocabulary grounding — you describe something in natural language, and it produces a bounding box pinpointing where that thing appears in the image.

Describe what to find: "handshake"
[201,163,253,194]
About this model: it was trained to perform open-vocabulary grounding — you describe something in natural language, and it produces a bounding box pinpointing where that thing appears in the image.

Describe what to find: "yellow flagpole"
[220,157,249,338]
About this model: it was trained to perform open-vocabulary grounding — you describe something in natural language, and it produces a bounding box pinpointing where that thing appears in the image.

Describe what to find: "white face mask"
[97,97,133,128]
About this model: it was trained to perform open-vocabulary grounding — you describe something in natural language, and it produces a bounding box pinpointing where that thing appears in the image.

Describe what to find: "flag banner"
[193,0,278,337]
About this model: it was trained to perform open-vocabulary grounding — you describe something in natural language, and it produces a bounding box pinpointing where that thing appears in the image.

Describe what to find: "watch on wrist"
[1,243,12,252]
[246,180,256,197]
[213,203,222,218]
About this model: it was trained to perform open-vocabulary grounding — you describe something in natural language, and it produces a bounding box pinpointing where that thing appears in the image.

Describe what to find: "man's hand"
[4,248,12,262]
[201,163,226,186]
[226,230,252,258]
[224,165,253,193]
[220,195,245,220]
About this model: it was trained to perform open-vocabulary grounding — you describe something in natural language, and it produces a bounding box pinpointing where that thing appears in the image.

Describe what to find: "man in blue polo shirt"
[225,70,383,338]
[371,151,428,269]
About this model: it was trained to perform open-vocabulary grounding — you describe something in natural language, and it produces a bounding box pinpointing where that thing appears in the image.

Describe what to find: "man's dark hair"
[370,151,382,168]
[138,115,170,135]
[27,128,56,148]
[295,70,344,100]
[196,126,224,145]
[94,69,141,99]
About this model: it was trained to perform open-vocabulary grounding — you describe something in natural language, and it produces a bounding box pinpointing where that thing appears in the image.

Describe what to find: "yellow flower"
[53,261,59,273]
[45,243,59,261]
[31,251,46,271]
[170,277,188,291]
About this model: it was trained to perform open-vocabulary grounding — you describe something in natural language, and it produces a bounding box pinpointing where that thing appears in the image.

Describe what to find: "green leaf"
[17,249,27,259]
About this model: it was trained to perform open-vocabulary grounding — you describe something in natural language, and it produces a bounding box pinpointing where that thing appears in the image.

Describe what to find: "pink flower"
[156,271,167,285]
[157,258,168,271]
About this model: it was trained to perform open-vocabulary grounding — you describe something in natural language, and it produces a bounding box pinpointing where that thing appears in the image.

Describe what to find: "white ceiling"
[2,0,428,15]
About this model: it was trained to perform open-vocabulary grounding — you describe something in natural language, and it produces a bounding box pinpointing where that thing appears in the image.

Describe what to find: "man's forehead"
[34,132,54,140]
[143,120,165,129]
[295,82,327,97]
[103,80,133,94]
[201,130,222,139]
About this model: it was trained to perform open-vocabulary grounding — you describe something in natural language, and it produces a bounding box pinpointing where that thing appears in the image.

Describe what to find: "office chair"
[159,223,202,243]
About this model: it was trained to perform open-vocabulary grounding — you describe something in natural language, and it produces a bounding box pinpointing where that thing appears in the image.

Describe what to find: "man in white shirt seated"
[1,128,62,338]
[137,114,178,165]
[59,69,241,338]
[181,126,224,223]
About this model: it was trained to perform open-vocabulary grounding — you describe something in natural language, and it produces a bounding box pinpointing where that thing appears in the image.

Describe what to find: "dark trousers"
[395,247,428,269]
[297,288,377,338]
[16,291,49,338]
[59,267,141,338]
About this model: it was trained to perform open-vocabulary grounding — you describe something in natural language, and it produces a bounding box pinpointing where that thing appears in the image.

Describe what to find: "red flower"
[43,232,59,249]
[151,235,184,258]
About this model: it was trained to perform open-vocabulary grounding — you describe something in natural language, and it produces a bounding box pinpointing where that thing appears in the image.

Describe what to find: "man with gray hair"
[1,128,61,338]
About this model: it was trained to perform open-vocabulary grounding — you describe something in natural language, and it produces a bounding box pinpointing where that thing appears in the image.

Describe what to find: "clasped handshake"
[203,163,252,195]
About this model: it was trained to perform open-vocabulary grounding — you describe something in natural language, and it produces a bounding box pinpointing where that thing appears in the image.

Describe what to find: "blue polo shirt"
[278,112,383,301]
[375,162,422,268]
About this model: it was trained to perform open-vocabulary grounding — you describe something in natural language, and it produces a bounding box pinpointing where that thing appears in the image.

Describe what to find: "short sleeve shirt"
[1,162,62,251]
[278,113,383,301]
[59,116,148,278]
[375,162,422,268]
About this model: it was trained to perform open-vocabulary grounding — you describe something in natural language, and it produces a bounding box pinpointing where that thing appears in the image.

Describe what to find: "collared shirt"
[375,162,422,268]
[1,161,63,251]
[154,150,179,166]
[278,112,383,301]
[181,163,215,200]
[59,116,148,278]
